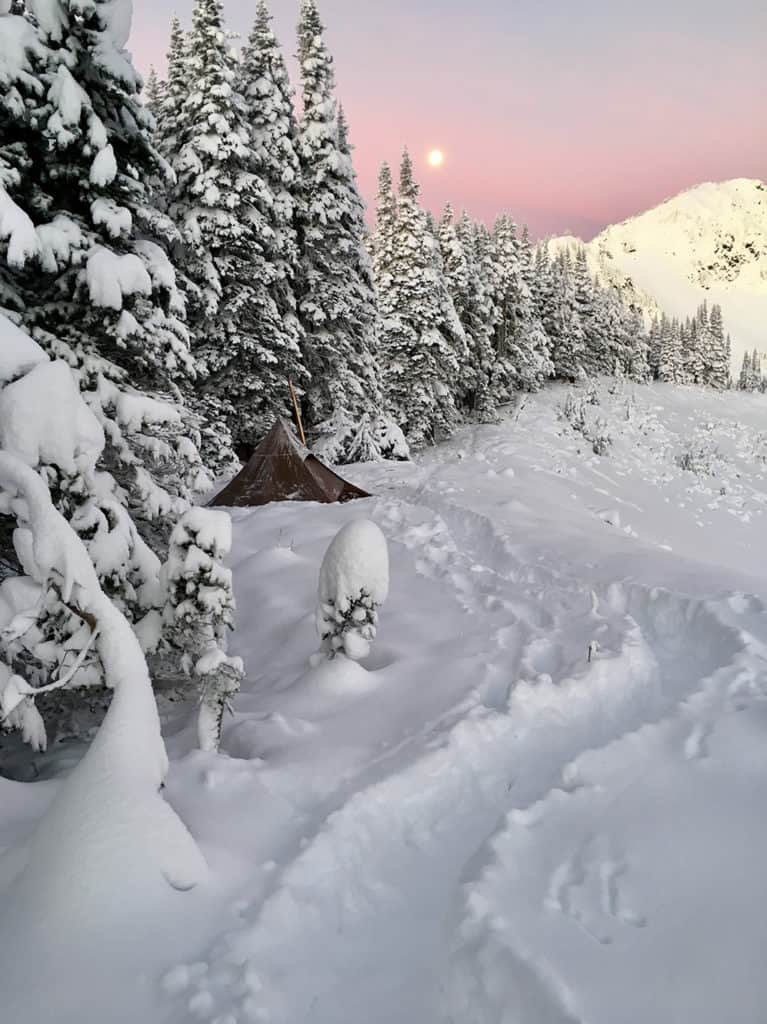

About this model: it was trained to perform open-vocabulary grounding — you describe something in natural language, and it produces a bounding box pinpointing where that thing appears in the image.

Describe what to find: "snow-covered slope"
[4,381,767,1022]
[549,178,767,366]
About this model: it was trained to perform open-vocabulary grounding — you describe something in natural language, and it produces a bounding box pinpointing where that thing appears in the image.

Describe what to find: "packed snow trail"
[3,382,767,1023]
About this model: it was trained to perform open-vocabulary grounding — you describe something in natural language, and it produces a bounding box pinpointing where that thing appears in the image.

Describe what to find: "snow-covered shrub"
[162,509,243,751]
[591,417,612,456]
[315,520,389,662]
[676,439,720,476]
[312,411,411,465]
[561,391,587,434]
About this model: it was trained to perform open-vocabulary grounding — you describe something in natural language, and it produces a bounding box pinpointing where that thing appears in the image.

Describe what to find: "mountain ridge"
[547,177,767,367]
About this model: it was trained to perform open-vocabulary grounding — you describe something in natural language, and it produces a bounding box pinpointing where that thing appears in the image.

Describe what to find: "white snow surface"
[0,311,46,383]
[3,381,767,1022]
[548,178,767,369]
[0,359,104,474]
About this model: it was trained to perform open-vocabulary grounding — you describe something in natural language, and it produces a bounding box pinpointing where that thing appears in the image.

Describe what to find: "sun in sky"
[427,148,445,169]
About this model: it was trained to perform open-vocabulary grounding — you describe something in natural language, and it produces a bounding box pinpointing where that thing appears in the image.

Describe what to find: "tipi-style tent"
[211,419,371,508]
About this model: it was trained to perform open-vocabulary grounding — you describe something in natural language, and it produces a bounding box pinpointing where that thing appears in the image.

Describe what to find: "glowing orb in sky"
[427,149,445,168]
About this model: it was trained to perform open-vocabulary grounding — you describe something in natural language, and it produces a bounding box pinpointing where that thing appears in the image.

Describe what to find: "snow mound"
[316,519,389,661]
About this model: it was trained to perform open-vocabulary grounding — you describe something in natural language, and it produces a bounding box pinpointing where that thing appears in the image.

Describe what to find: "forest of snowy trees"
[0,0,743,752]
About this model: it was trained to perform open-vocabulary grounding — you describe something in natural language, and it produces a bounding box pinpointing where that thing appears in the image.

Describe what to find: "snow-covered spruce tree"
[571,247,604,375]
[0,0,194,389]
[750,348,763,390]
[705,303,730,390]
[296,1,396,461]
[647,316,661,379]
[0,3,231,736]
[190,0,309,450]
[144,66,163,119]
[377,150,464,446]
[454,212,498,421]
[0,0,206,525]
[371,162,397,287]
[489,215,523,401]
[622,304,650,383]
[160,0,264,458]
[738,350,752,390]
[315,519,389,662]
[684,307,705,384]
[154,16,187,160]
[539,250,585,381]
[162,508,243,751]
[438,204,478,411]
[657,315,682,383]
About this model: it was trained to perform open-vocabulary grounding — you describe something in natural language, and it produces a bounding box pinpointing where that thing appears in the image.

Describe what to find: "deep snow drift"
[2,380,767,1023]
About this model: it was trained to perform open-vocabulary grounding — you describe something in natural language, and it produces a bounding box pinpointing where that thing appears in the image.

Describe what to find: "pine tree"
[438,204,475,409]
[0,0,223,732]
[372,162,397,291]
[455,213,497,421]
[376,150,463,445]
[166,0,251,332]
[706,304,729,389]
[657,314,681,382]
[295,1,386,457]
[155,16,188,159]
[572,247,604,375]
[542,250,585,381]
[188,0,309,449]
[738,350,751,390]
[647,316,662,379]
[144,66,164,119]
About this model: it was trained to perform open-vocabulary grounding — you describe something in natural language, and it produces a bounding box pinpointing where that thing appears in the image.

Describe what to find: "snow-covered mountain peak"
[548,178,767,366]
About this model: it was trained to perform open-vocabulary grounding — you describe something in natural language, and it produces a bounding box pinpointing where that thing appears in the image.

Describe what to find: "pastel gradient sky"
[130,0,767,239]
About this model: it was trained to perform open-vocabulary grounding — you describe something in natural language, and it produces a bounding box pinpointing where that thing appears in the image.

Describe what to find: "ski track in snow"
[159,385,767,1024]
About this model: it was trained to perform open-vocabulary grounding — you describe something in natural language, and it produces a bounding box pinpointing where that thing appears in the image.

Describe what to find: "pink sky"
[130,0,767,239]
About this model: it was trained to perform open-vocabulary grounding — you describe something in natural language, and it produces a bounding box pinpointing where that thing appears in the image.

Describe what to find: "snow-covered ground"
[3,380,767,1023]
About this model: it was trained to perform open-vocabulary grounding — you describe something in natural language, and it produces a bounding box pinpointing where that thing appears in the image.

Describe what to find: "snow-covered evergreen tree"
[217,0,309,447]
[705,303,729,389]
[155,16,188,160]
[159,0,264,456]
[0,1,233,734]
[376,150,463,445]
[738,350,752,390]
[371,162,397,297]
[162,508,243,751]
[144,66,163,119]
[657,315,682,383]
[295,1,387,458]
[438,204,477,410]
[455,213,497,420]
[541,251,585,381]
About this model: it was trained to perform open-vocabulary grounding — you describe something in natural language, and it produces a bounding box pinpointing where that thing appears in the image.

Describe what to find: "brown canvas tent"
[210,419,371,508]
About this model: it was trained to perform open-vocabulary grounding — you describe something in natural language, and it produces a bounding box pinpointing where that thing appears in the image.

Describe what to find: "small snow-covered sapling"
[315,519,389,662]
[163,509,243,751]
